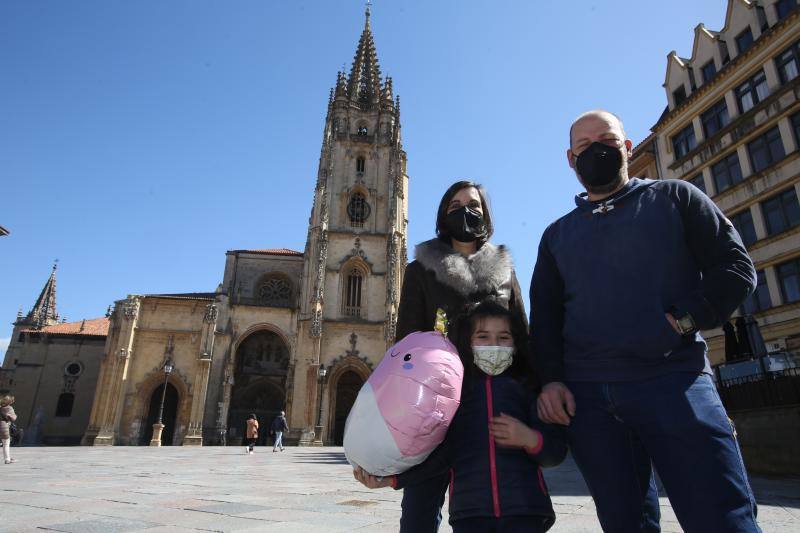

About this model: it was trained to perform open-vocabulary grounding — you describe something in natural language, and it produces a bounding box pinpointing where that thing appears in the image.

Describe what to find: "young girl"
[245,414,258,454]
[355,301,567,532]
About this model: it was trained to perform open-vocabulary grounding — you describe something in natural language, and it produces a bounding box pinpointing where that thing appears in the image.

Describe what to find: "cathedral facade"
[5,7,408,447]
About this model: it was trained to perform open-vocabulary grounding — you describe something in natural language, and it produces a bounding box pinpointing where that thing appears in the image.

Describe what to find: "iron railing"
[716,367,800,411]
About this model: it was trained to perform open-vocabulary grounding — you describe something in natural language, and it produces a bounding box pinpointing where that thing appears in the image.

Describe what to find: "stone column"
[183,303,217,446]
[92,298,140,446]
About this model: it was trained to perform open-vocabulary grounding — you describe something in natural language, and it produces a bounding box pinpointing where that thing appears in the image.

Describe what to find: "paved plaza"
[0,446,797,532]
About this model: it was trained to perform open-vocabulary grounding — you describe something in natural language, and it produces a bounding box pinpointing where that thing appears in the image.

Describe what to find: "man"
[530,110,760,532]
[271,411,289,452]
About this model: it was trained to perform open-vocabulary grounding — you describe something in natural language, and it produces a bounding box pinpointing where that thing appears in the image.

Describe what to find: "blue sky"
[0,1,728,356]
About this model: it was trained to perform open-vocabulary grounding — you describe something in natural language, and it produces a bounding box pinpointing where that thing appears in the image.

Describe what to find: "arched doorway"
[227,329,289,445]
[332,371,364,445]
[141,383,178,445]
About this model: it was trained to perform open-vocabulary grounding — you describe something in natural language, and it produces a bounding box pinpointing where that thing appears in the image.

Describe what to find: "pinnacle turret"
[20,262,60,328]
[347,6,383,108]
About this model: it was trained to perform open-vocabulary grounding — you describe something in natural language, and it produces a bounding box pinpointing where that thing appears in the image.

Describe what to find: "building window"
[712,152,743,193]
[735,28,754,54]
[347,192,371,228]
[55,393,75,418]
[778,258,800,303]
[761,188,800,236]
[357,126,368,136]
[776,0,797,20]
[671,123,697,159]
[688,174,706,194]
[343,267,364,317]
[776,39,800,84]
[356,157,365,173]
[64,362,82,377]
[700,99,730,138]
[736,70,770,113]
[672,85,687,107]
[792,112,800,145]
[258,277,292,307]
[731,209,758,247]
[747,126,786,173]
[742,270,772,314]
[701,60,717,84]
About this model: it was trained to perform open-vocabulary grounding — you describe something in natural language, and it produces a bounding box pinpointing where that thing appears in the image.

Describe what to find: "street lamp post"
[150,358,174,447]
[313,364,327,446]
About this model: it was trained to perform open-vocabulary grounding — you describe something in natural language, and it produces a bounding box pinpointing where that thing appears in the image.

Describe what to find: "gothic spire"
[347,3,383,108]
[22,262,60,328]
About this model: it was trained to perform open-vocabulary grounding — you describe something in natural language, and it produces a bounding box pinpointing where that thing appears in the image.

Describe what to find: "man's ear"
[567,148,575,169]
[624,139,633,157]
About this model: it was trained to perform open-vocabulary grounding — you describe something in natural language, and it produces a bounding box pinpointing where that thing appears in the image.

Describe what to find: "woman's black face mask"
[443,206,487,243]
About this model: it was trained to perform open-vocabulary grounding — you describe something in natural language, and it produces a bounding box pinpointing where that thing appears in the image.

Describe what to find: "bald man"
[529,110,761,532]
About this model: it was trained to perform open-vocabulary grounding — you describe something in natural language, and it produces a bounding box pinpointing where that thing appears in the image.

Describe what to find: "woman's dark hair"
[435,180,494,248]
[247,413,256,420]
[449,299,539,391]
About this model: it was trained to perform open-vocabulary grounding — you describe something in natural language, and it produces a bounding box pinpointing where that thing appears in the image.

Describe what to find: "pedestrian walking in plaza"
[393,180,528,533]
[530,109,760,532]
[0,395,18,464]
[271,411,289,452]
[245,414,258,454]
[355,301,566,533]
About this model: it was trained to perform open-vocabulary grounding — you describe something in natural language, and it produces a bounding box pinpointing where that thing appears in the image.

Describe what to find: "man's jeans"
[273,431,284,450]
[566,372,760,533]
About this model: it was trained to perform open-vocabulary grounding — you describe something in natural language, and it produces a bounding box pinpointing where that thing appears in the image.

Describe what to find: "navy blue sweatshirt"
[530,178,756,383]
[393,373,567,527]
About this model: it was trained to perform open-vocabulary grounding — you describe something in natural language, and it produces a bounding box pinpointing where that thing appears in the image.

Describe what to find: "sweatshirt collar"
[574,177,652,213]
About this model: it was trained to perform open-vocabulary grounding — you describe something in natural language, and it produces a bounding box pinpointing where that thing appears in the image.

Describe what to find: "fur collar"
[414,238,512,296]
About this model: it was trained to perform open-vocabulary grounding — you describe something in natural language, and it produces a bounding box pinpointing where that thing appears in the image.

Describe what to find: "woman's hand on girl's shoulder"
[490,412,539,450]
[352,466,394,489]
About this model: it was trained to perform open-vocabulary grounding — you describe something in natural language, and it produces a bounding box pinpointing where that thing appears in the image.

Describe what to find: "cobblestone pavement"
[0,447,797,532]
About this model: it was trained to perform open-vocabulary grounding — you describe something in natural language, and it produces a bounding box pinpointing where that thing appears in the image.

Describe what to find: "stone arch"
[325,355,371,445]
[132,368,190,446]
[226,327,291,445]
[340,258,370,318]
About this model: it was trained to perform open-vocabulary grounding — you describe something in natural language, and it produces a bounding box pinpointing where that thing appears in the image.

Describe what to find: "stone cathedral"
[2,7,408,447]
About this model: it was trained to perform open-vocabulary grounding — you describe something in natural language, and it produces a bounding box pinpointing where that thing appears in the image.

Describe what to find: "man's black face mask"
[575,142,623,188]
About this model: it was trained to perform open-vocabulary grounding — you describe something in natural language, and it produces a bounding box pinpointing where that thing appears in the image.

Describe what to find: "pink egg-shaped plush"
[344,331,464,476]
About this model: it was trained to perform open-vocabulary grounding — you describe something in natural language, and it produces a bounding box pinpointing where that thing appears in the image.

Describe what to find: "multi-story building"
[632,0,800,366]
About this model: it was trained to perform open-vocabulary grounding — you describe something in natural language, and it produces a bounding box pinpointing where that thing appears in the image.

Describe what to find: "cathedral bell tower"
[292,5,408,444]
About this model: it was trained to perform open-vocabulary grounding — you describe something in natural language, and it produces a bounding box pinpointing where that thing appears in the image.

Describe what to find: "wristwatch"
[669,307,697,336]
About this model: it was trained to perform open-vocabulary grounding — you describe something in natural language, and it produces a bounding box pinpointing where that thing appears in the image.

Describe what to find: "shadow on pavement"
[293,451,350,465]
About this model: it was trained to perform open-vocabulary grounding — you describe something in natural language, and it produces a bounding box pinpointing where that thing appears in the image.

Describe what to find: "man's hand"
[352,465,393,489]
[665,313,681,334]
[537,382,576,425]
[490,413,539,449]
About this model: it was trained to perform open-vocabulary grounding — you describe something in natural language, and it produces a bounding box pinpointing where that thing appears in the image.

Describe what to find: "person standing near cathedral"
[1,395,18,464]
[530,110,759,531]
[244,414,258,455]
[395,180,528,533]
[271,411,289,452]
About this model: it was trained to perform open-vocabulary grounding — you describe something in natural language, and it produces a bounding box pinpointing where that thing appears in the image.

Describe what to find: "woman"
[1,395,18,464]
[245,413,258,455]
[395,181,528,533]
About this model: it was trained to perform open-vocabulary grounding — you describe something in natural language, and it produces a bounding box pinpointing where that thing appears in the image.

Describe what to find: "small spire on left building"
[18,261,60,328]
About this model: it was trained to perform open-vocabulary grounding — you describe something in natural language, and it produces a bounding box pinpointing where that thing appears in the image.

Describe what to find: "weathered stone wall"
[731,406,800,476]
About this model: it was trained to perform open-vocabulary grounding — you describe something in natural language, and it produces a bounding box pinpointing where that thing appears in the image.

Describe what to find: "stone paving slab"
[0,446,796,532]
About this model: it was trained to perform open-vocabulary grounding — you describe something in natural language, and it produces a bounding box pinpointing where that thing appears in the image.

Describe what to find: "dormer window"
[701,60,717,84]
[735,28,754,54]
[672,86,687,107]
